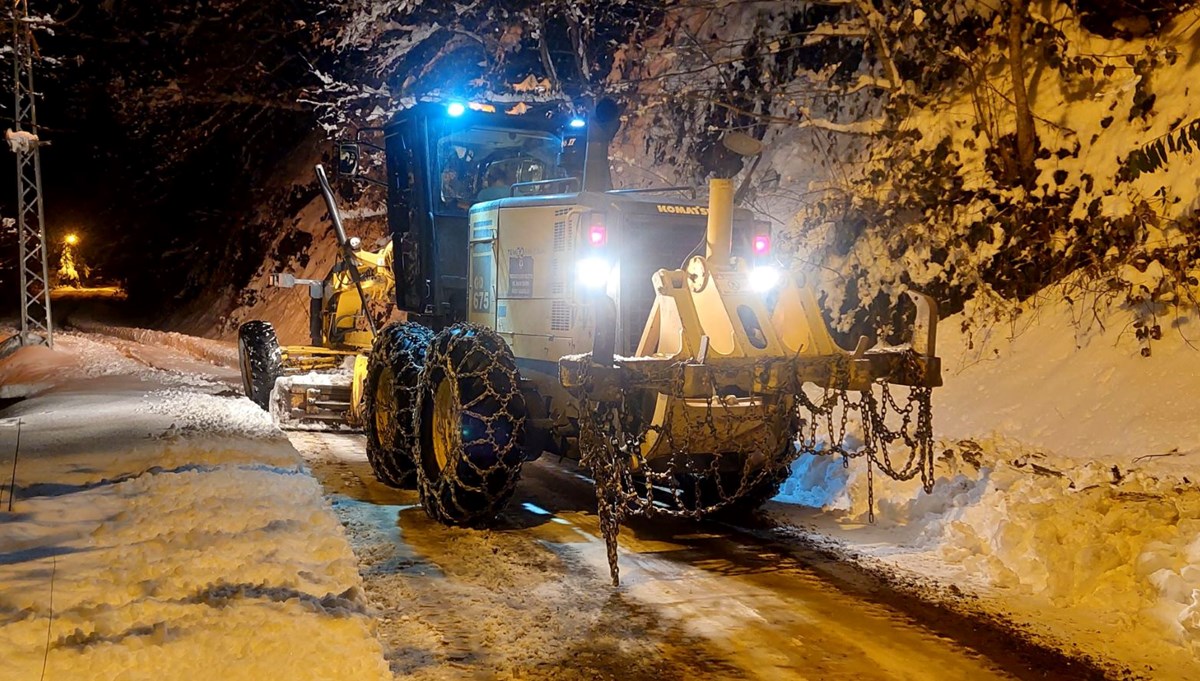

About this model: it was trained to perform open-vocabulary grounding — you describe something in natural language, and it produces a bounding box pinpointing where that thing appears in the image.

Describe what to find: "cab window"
[433,126,561,214]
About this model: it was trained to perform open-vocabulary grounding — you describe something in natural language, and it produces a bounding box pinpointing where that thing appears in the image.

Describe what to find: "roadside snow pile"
[0,339,390,679]
[139,388,282,439]
[0,332,155,398]
[934,293,1198,473]
[0,344,81,397]
[0,328,238,399]
[773,295,1200,677]
[73,320,239,367]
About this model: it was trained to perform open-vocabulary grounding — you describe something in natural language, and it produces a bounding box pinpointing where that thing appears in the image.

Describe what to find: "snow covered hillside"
[0,330,390,680]
[751,7,1200,674]
[776,3,1200,342]
[774,295,1200,678]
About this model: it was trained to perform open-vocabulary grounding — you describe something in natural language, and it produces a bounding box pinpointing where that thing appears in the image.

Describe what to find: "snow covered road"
[0,328,390,681]
[292,430,1108,680]
[0,323,1127,679]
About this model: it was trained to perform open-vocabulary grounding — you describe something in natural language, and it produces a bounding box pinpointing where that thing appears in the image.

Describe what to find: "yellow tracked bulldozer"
[239,100,942,544]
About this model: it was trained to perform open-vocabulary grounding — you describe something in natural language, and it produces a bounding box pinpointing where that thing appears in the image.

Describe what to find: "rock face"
[165,134,390,344]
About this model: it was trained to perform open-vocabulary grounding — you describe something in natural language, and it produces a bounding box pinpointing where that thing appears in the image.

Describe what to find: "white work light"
[576,257,613,290]
[749,265,781,292]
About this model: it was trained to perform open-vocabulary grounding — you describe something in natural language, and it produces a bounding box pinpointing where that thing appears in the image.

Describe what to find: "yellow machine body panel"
[349,354,370,424]
[558,180,939,465]
[469,203,590,364]
[325,242,395,352]
[266,240,396,430]
[634,261,800,462]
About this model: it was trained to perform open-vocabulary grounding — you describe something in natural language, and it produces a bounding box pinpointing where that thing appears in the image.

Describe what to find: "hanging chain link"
[796,351,936,522]
[574,350,935,585]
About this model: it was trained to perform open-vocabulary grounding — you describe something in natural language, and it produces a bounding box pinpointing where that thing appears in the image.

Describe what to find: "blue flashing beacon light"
[447,102,467,117]
[569,117,586,129]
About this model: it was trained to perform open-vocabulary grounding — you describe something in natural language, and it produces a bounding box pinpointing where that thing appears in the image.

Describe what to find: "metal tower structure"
[9,0,51,347]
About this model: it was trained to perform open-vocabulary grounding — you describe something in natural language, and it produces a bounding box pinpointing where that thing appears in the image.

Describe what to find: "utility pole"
[8,0,51,348]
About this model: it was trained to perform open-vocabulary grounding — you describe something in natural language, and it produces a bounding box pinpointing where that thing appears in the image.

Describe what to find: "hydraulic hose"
[315,163,378,336]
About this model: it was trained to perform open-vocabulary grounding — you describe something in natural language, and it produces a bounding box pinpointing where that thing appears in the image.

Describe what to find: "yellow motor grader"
[237,225,392,426]
[239,100,942,544]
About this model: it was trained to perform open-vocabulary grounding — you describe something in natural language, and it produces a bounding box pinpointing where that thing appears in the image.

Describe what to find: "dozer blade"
[269,372,356,431]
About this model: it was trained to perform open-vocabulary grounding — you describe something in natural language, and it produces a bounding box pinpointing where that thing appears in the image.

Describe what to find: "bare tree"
[1008,1,1038,188]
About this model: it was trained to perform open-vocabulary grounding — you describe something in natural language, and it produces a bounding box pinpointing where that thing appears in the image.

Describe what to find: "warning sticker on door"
[507,249,534,298]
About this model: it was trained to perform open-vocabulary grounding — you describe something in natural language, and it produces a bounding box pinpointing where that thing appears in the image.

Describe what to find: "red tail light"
[752,234,770,256]
[588,222,608,248]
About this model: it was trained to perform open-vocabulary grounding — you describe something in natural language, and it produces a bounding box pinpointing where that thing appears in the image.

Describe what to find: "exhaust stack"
[582,99,621,193]
[704,178,734,267]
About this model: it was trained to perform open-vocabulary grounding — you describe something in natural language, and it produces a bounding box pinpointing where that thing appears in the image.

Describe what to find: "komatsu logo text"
[656,204,708,216]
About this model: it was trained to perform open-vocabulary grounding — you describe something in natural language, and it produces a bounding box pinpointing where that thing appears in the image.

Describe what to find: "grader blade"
[268,347,366,431]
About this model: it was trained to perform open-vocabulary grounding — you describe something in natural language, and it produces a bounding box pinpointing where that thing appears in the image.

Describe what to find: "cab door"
[467,206,498,328]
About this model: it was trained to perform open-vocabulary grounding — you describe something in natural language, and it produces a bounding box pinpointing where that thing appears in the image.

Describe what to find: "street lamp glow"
[65,233,79,246]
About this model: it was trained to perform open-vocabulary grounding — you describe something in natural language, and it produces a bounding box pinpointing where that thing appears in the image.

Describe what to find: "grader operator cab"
[239,100,942,578]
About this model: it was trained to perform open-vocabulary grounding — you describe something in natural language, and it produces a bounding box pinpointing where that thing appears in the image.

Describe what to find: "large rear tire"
[362,322,434,489]
[414,324,527,526]
[626,388,796,517]
[238,321,282,410]
[673,455,794,517]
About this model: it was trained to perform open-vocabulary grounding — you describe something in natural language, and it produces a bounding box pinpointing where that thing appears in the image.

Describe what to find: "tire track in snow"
[293,431,743,680]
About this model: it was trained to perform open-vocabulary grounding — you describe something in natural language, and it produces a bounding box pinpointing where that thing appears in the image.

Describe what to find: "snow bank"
[935,291,1200,475]
[0,344,83,397]
[0,327,243,401]
[139,388,283,440]
[772,296,1200,676]
[72,320,239,368]
[779,446,1200,676]
[0,331,161,398]
[0,337,390,679]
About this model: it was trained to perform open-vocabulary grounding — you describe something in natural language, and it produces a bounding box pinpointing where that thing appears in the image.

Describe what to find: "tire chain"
[574,351,935,586]
[414,324,527,527]
[795,352,936,522]
[363,322,434,488]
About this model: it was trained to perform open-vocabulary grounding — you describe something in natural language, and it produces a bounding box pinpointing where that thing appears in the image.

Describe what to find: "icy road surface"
[291,430,1109,680]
